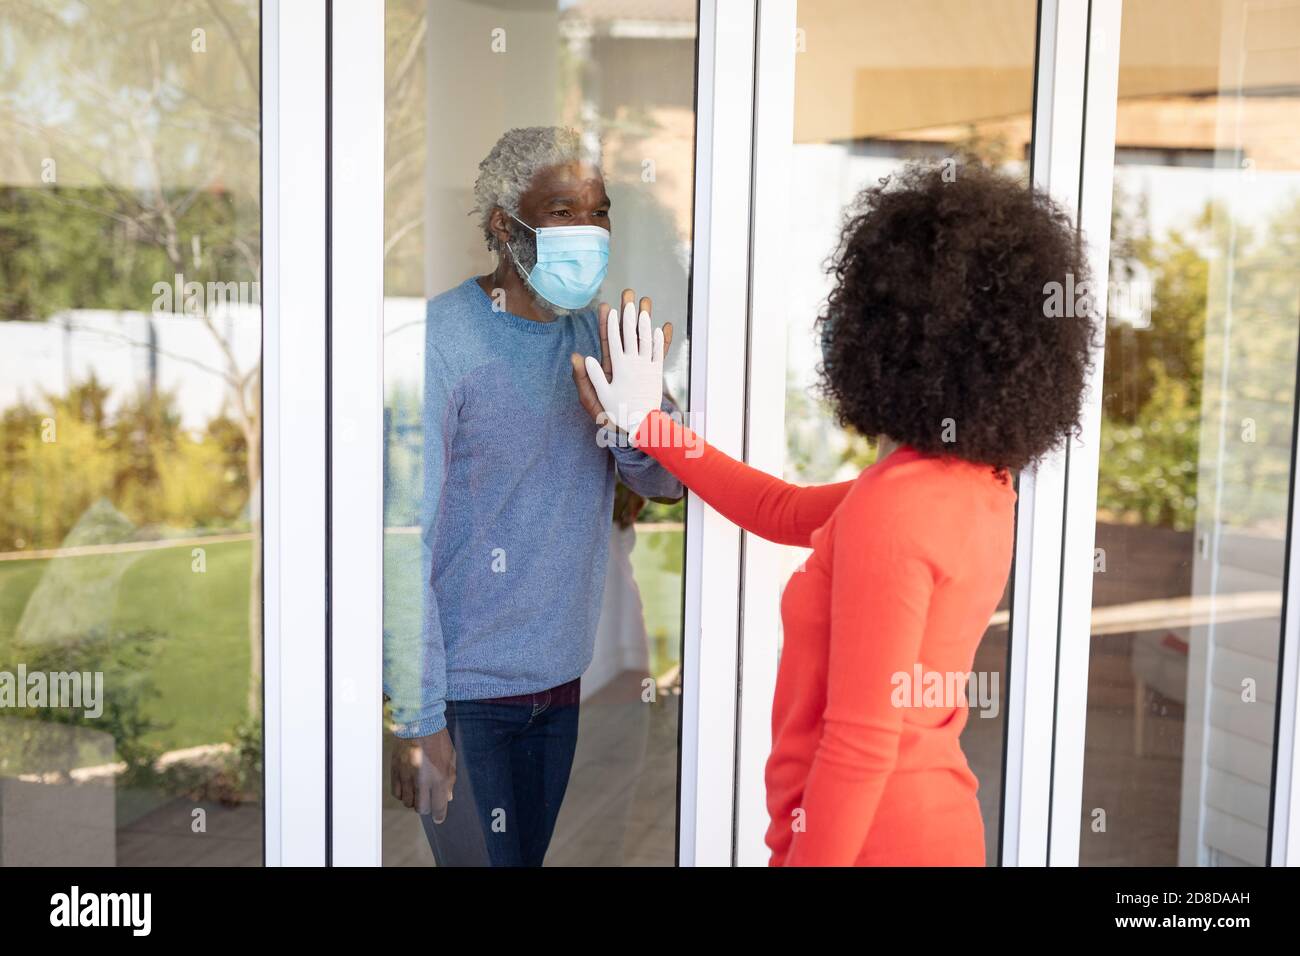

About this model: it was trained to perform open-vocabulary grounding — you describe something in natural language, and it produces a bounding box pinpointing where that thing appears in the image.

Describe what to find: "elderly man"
[385,126,682,867]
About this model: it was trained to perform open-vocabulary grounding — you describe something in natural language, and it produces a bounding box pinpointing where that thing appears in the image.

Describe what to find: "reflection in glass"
[783,0,1039,863]
[381,0,696,866]
[1080,0,1300,866]
[0,1,263,866]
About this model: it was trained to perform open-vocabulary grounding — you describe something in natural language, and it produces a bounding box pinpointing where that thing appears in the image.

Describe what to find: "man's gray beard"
[507,234,597,317]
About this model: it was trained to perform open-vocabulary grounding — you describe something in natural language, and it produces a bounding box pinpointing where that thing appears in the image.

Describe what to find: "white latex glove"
[584,300,665,436]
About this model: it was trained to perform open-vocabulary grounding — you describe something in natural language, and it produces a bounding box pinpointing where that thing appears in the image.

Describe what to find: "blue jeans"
[420,678,580,867]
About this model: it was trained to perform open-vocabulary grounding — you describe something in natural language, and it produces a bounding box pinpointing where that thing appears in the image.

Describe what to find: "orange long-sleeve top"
[631,409,1017,866]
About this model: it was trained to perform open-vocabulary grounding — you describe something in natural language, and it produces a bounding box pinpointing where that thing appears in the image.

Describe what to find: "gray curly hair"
[472,126,603,254]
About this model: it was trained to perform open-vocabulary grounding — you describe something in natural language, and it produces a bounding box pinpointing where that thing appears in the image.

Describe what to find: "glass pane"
[1080,0,1300,865]
[0,2,263,865]
[381,0,696,866]
[783,0,1039,864]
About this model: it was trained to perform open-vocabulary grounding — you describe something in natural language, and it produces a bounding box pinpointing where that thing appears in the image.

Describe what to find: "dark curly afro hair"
[816,161,1096,475]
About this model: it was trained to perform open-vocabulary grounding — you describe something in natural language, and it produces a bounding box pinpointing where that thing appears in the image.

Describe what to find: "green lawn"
[0,539,253,752]
[1,530,684,758]
[629,529,685,677]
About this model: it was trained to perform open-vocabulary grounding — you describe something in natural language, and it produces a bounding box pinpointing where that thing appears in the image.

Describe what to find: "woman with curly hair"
[572,161,1096,866]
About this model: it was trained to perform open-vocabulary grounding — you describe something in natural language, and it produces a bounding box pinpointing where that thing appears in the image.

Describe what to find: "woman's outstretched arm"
[629,408,854,547]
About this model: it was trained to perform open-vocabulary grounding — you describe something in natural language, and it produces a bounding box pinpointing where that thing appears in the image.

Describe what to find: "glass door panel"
[0,0,263,866]
[776,0,1039,864]
[380,0,698,867]
[1079,0,1300,866]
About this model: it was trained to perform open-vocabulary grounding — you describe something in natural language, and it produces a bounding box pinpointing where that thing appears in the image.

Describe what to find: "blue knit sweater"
[384,277,682,737]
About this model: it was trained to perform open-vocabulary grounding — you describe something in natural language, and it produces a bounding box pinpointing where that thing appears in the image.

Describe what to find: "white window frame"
[1278,410,1300,866]
[1045,0,1122,866]
[1004,0,1124,867]
[328,0,386,867]
[262,0,330,866]
[733,0,796,867]
[677,0,757,867]
[999,0,1089,867]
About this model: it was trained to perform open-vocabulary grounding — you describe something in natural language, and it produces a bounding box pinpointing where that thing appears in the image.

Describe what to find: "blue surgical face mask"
[508,213,610,310]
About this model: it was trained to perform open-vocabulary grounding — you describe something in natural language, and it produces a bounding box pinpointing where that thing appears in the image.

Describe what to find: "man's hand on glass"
[391,728,456,823]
